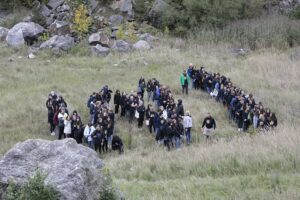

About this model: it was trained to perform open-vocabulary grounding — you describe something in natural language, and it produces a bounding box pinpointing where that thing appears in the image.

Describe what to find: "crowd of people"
[46,63,278,154]
[46,89,124,154]
[112,77,194,150]
[181,63,278,132]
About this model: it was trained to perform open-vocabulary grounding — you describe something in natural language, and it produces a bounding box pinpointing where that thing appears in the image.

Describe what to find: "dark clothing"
[114,93,121,114]
[202,117,216,129]
[112,135,124,154]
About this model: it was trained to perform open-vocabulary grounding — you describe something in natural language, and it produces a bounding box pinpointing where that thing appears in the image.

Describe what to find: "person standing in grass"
[64,116,72,138]
[180,70,190,95]
[202,113,216,141]
[114,89,121,114]
[183,111,193,145]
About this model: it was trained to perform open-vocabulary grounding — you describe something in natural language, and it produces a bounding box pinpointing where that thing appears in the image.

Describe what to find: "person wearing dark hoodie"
[137,100,145,128]
[202,113,216,140]
[112,135,124,154]
[114,89,121,114]
[176,99,184,117]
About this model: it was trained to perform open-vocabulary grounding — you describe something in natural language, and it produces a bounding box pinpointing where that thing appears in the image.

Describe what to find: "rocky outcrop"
[47,0,65,10]
[109,15,124,26]
[120,0,134,19]
[139,33,158,44]
[49,20,71,35]
[40,35,75,51]
[91,44,110,57]
[0,26,9,41]
[148,0,168,27]
[112,40,131,52]
[6,22,45,47]
[89,32,110,47]
[0,139,104,200]
[133,40,151,50]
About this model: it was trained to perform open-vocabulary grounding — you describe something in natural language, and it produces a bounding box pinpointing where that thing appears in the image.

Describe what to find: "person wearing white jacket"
[64,116,72,138]
[84,123,95,149]
[183,111,193,145]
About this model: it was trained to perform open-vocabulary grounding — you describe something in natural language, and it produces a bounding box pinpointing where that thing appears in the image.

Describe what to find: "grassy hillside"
[0,37,299,199]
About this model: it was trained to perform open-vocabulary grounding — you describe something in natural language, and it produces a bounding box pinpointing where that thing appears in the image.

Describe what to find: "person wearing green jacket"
[180,70,190,95]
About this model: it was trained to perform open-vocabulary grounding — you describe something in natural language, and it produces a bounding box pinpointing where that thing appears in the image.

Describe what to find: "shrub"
[99,168,118,200]
[4,170,58,200]
[72,4,92,39]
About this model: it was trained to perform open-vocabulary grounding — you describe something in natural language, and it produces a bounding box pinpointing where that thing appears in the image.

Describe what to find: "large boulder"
[0,139,105,200]
[148,0,168,27]
[133,40,151,50]
[6,22,45,47]
[89,32,110,47]
[6,29,24,47]
[112,40,131,52]
[49,20,71,35]
[91,44,110,57]
[109,15,124,26]
[0,27,9,41]
[120,0,134,18]
[139,33,158,44]
[40,35,75,51]
[47,0,65,10]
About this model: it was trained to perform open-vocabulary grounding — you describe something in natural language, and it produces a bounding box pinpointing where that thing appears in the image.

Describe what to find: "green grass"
[0,36,299,199]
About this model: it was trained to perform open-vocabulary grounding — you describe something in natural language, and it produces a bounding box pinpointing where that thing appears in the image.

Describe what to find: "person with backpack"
[180,70,190,95]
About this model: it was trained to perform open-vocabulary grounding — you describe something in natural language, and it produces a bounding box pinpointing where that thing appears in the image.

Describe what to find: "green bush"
[99,168,118,200]
[4,170,59,200]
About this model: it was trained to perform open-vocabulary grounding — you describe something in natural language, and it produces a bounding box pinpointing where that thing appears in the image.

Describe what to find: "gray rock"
[109,15,124,26]
[120,0,134,18]
[46,14,55,26]
[89,0,100,13]
[0,27,9,41]
[49,20,71,35]
[139,33,157,43]
[133,40,151,50]
[0,139,104,200]
[230,48,248,56]
[6,22,45,47]
[40,35,74,51]
[89,32,110,47]
[148,0,168,27]
[91,44,110,57]
[22,15,33,22]
[27,53,36,59]
[112,40,131,52]
[47,0,65,10]
[40,4,51,17]
[6,29,24,47]
[56,4,70,12]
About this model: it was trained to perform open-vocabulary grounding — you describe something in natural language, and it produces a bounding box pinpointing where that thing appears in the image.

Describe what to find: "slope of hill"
[0,35,299,199]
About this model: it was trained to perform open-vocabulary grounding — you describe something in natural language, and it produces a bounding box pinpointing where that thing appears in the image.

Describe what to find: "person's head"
[116,89,120,94]
[96,125,100,130]
[178,99,182,105]
[183,70,187,75]
[88,122,92,127]
[186,111,190,116]
[73,110,77,115]
[189,63,193,67]
[207,112,211,118]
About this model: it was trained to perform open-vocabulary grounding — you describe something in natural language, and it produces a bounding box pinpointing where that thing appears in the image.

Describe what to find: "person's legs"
[88,141,93,149]
[186,128,191,145]
[175,136,181,149]
[58,127,64,140]
[182,85,185,94]
[115,104,119,114]
[148,122,153,133]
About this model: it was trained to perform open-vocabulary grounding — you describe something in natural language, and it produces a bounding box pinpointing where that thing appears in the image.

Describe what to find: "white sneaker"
[51,132,55,136]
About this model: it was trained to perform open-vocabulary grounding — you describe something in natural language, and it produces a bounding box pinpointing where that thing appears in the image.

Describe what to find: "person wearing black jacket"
[202,113,216,140]
[176,99,184,117]
[114,89,121,114]
[137,100,145,128]
[112,135,124,154]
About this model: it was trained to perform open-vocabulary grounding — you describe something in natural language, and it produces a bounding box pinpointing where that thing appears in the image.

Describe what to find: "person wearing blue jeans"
[183,111,193,145]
